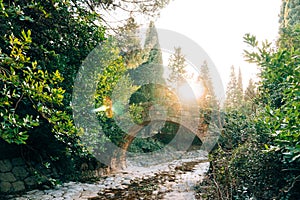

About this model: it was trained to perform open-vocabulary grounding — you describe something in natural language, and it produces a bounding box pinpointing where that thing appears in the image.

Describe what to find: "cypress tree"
[128,21,165,137]
[144,22,163,65]
[129,21,164,85]
[278,0,300,50]
[280,0,300,30]
[236,67,244,103]
[128,21,166,111]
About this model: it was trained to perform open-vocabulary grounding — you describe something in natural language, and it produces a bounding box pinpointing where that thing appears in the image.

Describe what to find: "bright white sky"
[155,0,282,90]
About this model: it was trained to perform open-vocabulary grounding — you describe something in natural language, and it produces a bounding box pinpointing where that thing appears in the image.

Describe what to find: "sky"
[155,0,282,90]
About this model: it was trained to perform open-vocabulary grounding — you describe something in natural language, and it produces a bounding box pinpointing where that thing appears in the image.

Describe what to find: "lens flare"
[92,105,108,113]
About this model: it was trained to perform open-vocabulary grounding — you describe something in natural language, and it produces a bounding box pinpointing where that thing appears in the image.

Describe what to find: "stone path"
[4,150,209,200]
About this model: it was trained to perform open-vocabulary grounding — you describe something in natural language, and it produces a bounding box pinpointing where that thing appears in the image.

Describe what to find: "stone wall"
[0,140,110,195]
[0,157,58,194]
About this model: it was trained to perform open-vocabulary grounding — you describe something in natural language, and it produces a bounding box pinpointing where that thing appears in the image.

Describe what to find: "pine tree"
[224,66,238,109]
[224,66,244,110]
[129,21,164,85]
[244,78,256,103]
[117,17,146,69]
[198,61,218,108]
[167,47,187,86]
[243,78,256,113]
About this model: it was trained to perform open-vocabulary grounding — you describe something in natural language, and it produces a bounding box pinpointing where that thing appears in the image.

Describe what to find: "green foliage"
[0,0,172,188]
[129,22,165,85]
[73,38,129,154]
[83,0,170,19]
[243,78,257,114]
[96,63,127,146]
[144,22,164,69]
[0,0,108,183]
[200,110,300,199]
[128,137,165,153]
[0,0,106,105]
[218,111,255,150]
[0,0,106,144]
[117,17,147,69]
[0,31,76,144]
[199,3,300,199]
[244,32,300,164]
[121,22,175,153]
[279,24,300,50]
[199,110,259,199]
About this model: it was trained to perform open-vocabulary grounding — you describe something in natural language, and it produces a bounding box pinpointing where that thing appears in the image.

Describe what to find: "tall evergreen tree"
[278,0,300,50]
[243,78,256,113]
[144,22,163,64]
[128,22,165,137]
[236,67,244,103]
[167,47,187,86]
[117,17,146,69]
[224,66,238,109]
[198,61,218,108]
[280,0,300,30]
[244,79,256,103]
[128,21,164,85]
[143,21,164,83]
[128,21,165,117]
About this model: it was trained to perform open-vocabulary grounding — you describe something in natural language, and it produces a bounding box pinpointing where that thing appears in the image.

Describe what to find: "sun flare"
[177,81,204,103]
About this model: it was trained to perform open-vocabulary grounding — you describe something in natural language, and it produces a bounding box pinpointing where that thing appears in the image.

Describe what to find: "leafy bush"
[0,0,106,183]
[0,30,76,144]
[244,29,300,163]
[199,110,300,199]
[128,137,165,153]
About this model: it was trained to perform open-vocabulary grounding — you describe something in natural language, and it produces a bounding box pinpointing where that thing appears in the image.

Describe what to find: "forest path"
[7,150,209,200]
